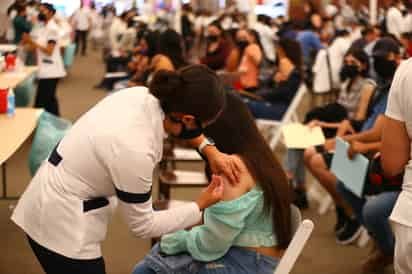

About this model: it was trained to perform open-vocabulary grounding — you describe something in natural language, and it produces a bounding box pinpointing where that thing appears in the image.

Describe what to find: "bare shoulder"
[221,155,256,202]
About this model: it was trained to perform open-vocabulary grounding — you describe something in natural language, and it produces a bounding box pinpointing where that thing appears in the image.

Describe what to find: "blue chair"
[15,74,35,107]
[63,43,76,68]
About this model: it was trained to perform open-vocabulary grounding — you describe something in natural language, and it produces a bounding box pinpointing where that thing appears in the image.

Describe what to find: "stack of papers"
[173,148,202,160]
[282,123,325,149]
[331,138,369,197]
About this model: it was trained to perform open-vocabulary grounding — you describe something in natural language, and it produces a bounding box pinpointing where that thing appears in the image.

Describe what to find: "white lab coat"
[12,87,202,260]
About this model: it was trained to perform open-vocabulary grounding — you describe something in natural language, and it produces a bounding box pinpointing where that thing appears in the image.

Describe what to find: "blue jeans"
[285,149,305,186]
[133,244,279,274]
[244,99,287,120]
[337,181,399,255]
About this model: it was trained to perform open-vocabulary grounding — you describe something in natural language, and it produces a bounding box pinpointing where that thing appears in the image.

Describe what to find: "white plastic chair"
[257,84,308,151]
[274,205,314,274]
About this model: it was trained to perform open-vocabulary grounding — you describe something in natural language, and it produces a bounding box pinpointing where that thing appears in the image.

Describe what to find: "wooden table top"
[0,108,43,165]
[0,66,38,89]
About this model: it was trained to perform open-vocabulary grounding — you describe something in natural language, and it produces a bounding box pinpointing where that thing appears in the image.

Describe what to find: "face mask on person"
[168,115,203,139]
[340,64,360,81]
[206,35,219,43]
[37,12,47,22]
[373,56,397,80]
[236,40,249,51]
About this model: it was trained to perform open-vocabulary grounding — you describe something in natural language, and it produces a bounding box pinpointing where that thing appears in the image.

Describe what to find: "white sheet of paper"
[282,123,325,149]
[331,138,369,197]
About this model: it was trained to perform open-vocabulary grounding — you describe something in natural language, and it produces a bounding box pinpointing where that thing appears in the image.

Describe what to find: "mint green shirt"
[160,187,277,262]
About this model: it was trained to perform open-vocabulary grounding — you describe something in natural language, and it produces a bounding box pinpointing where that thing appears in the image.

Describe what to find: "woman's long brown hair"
[204,91,292,249]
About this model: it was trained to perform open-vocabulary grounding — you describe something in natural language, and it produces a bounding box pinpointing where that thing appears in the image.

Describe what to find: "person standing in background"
[13,3,32,44]
[22,3,66,116]
[72,1,91,56]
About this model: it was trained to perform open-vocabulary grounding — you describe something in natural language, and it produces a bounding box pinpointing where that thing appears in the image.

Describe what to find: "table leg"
[2,163,6,198]
[1,162,19,200]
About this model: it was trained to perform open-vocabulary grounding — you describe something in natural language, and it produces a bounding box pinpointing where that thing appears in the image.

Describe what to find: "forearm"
[343,128,381,143]
[123,200,202,239]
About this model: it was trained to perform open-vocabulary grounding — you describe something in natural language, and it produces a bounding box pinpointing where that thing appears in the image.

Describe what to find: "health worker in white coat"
[12,64,241,274]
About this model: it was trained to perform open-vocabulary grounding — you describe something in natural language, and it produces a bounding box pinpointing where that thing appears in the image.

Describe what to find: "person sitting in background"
[200,21,231,71]
[349,26,380,52]
[13,3,32,44]
[243,38,303,120]
[286,48,375,209]
[144,29,187,84]
[133,91,292,274]
[304,37,402,245]
[224,28,241,72]
[236,28,263,91]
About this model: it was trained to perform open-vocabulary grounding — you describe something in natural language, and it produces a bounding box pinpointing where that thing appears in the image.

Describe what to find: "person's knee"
[304,147,316,165]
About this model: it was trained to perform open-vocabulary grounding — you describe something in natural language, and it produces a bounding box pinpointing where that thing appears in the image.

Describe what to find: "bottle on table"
[7,88,15,117]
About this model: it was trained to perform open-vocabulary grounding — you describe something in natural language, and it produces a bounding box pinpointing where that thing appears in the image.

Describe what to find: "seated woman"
[244,38,303,120]
[133,91,292,274]
[306,48,376,136]
[200,21,231,71]
[286,48,375,208]
[236,28,263,92]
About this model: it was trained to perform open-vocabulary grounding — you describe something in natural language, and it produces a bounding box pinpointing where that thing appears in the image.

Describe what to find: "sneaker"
[361,245,393,274]
[336,218,363,245]
[334,206,347,235]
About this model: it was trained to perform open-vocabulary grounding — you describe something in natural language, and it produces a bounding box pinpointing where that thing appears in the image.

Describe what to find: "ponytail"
[149,64,226,123]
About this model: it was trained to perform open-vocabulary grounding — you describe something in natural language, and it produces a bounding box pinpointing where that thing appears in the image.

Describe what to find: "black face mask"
[207,35,219,43]
[373,56,397,80]
[236,40,249,51]
[340,64,360,81]
[38,12,47,22]
[169,116,203,139]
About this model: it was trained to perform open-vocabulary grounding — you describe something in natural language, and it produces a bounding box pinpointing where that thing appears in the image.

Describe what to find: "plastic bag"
[28,112,72,176]
[15,74,35,107]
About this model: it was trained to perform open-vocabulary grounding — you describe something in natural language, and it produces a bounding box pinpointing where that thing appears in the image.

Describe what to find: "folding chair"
[274,205,314,274]
[256,84,308,151]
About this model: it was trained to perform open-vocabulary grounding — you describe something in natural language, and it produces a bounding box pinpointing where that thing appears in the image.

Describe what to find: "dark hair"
[158,29,186,69]
[346,48,370,77]
[149,64,226,123]
[16,3,26,14]
[144,30,160,58]
[278,38,303,76]
[361,26,375,37]
[209,20,223,33]
[204,91,292,249]
[42,3,56,14]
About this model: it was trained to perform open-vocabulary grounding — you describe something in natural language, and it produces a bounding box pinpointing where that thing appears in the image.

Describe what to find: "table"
[0,44,17,53]
[0,66,38,89]
[0,108,43,199]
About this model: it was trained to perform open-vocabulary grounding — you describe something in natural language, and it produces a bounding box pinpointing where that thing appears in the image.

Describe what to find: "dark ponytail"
[149,64,226,123]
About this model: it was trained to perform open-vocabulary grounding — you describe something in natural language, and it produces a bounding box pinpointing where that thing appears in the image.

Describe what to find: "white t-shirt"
[11,87,202,259]
[386,7,406,39]
[36,20,66,79]
[73,7,91,31]
[387,58,412,227]
[253,22,276,62]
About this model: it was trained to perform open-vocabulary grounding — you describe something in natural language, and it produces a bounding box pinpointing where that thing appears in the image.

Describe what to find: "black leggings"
[34,78,60,116]
[28,236,106,274]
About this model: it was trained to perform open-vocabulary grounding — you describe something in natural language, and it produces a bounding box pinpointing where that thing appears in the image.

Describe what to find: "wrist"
[195,199,206,211]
